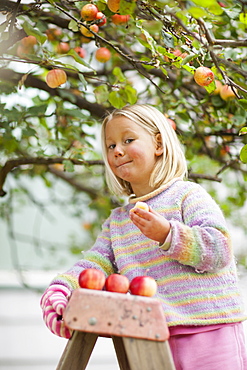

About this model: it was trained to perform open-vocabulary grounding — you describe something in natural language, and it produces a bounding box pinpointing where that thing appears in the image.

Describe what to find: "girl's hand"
[129,206,170,245]
[40,284,72,339]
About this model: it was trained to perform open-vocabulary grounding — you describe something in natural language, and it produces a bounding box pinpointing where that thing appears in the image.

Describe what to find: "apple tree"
[1,0,247,274]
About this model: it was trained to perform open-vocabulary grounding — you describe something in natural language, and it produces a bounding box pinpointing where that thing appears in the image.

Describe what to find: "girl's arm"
[165,184,233,273]
[40,217,116,338]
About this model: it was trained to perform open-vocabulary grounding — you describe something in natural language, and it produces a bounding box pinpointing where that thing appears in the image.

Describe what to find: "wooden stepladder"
[57,288,175,370]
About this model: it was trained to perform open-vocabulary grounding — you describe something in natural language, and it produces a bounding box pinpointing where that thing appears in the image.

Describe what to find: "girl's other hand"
[40,284,72,339]
[129,206,170,245]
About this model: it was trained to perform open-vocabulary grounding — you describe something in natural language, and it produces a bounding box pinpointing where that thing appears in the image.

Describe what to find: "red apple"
[74,46,86,58]
[46,69,67,88]
[46,28,62,41]
[20,35,37,48]
[105,274,130,293]
[220,85,236,101]
[167,118,176,130]
[56,42,70,54]
[111,14,130,25]
[78,268,106,290]
[95,47,111,63]
[129,276,157,297]
[96,12,107,26]
[172,48,188,59]
[81,3,98,21]
[194,66,214,86]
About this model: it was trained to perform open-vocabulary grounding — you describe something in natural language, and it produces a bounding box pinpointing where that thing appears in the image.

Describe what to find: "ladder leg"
[56,331,98,370]
[122,337,176,370]
[112,336,131,370]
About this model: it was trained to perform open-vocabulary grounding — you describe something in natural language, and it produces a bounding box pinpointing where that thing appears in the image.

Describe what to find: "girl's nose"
[114,145,124,157]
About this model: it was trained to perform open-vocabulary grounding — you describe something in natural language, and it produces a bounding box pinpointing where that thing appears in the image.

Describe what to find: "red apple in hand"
[105,274,130,293]
[129,276,157,297]
[78,268,105,290]
[194,66,214,86]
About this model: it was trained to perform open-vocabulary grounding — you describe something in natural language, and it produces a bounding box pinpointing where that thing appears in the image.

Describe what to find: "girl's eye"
[125,138,134,144]
[108,144,115,150]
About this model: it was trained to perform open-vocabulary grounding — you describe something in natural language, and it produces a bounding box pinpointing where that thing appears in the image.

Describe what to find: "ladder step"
[64,288,169,341]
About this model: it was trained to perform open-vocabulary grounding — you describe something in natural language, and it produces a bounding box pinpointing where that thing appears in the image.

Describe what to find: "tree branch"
[0,68,108,118]
[0,156,104,197]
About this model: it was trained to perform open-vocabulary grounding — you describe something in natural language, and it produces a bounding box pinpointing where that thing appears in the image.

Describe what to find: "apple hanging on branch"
[194,66,214,87]
[81,3,98,21]
[95,47,111,63]
[46,69,67,88]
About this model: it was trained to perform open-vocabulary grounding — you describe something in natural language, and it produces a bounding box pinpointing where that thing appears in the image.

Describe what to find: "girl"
[41,104,247,369]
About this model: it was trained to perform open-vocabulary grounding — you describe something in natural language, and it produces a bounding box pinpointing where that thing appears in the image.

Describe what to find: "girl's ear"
[155,133,163,156]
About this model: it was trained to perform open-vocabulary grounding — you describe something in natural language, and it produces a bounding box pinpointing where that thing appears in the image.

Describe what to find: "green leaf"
[238,99,247,110]
[239,13,247,25]
[63,160,75,172]
[108,91,125,109]
[78,73,87,90]
[123,85,137,105]
[161,31,174,48]
[191,0,217,6]
[22,21,47,44]
[27,104,47,116]
[113,67,126,82]
[239,127,247,136]
[119,0,136,15]
[240,144,247,163]
[182,64,196,74]
[136,21,157,56]
[94,85,109,104]
[188,7,208,18]
[208,4,224,15]
[68,19,79,32]
[205,80,216,94]
[67,49,94,71]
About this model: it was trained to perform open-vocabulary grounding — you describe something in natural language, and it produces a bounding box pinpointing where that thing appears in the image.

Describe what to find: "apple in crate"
[105,274,130,293]
[129,276,157,297]
[78,268,105,290]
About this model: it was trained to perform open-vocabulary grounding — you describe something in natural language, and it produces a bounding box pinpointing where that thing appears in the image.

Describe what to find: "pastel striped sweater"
[51,178,246,326]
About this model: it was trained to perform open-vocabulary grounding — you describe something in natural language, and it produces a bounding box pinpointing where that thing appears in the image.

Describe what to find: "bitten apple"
[105,274,130,293]
[130,201,149,217]
[129,276,157,297]
[78,268,106,290]
[194,66,214,87]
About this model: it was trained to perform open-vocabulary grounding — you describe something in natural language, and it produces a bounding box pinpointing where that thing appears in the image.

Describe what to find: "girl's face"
[105,116,163,197]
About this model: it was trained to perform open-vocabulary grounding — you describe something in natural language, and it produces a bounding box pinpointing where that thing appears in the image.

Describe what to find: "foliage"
[0,0,247,273]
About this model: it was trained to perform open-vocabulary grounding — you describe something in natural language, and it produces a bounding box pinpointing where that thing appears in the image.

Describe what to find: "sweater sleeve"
[49,217,116,291]
[164,183,233,273]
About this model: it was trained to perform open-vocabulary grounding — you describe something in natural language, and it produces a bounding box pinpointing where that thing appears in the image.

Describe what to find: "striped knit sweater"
[51,178,246,327]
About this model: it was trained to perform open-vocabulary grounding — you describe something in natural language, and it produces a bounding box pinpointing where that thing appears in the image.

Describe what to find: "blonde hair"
[101,104,187,196]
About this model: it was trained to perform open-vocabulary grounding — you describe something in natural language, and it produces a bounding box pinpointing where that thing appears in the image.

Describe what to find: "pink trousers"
[168,323,247,370]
